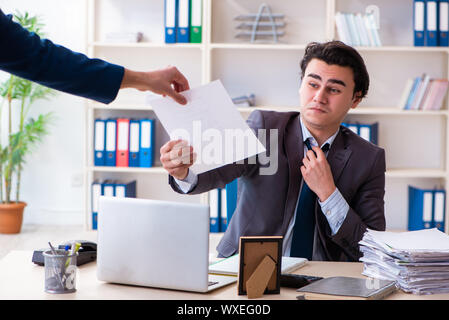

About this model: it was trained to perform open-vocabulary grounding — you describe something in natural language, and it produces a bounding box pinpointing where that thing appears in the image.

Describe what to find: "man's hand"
[160,140,196,180]
[300,146,336,202]
[121,66,190,105]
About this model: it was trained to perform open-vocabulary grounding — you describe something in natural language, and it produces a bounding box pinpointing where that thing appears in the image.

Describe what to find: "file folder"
[358,123,379,145]
[220,188,227,232]
[414,0,426,46]
[116,118,129,167]
[440,0,449,46]
[94,119,106,166]
[91,181,102,230]
[129,120,140,167]
[165,0,177,43]
[114,180,137,198]
[139,119,155,167]
[105,119,117,166]
[102,180,116,197]
[189,0,202,43]
[177,0,190,43]
[408,186,434,230]
[426,0,439,46]
[209,189,220,233]
[225,179,238,228]
[433,189,446,231]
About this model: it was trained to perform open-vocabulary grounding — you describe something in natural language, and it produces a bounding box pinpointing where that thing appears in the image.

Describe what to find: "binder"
[433,189,446,231]
[94,119,106,166]
[139,119,155,168]
[105,119,117,166]
[209,189,220,233]
[102,180,116,197]
[220,188,227,232]
[414,0,426,46]
[440,0,449,46]
[358,123,378,145]
[426,0,439,46]
[408,186,434,230]
[116,118,130,167]
[91,181,102,230]
[189,0,202,43]
[347,123,359,134]
[115,180,137,198]
[225,179,238,227]
[165,0,177,43]
[177,0,190,43]
[129,120,140,167]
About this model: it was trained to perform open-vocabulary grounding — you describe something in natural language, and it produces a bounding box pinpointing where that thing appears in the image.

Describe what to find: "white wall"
[0,1,87,225]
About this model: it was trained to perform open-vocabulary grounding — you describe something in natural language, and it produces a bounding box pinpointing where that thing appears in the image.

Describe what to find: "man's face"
[299,58,362,130]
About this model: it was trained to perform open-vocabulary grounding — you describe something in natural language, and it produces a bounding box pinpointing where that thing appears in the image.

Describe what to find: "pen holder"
[43,249,78,294]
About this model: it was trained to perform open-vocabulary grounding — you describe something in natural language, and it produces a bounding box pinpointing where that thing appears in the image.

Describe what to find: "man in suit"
[161,41,386,262]
[0,9,188,105]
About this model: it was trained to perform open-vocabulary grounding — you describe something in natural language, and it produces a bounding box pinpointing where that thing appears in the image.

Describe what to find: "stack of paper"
[359,228,449,295]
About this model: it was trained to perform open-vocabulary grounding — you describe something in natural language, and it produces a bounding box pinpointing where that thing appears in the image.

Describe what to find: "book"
[209,254,307,276]
[296,276,397,300]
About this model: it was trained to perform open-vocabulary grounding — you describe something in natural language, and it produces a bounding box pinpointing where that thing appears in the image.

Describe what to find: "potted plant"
[0,12,54,233]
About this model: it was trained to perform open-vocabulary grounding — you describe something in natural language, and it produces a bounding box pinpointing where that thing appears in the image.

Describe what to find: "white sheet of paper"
[149,80,266,174]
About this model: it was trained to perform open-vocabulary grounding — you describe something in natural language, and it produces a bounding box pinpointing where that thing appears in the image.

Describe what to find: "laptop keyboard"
[208,281,218,286]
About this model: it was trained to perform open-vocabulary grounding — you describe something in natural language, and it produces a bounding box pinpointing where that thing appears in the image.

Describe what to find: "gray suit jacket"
[169,110,386,261]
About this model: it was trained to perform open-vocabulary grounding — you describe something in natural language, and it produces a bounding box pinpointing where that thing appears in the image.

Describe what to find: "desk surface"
[1,250,448,300]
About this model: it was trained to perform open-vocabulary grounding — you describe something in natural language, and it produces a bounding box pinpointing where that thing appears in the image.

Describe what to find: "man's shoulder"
[248,109,299,129]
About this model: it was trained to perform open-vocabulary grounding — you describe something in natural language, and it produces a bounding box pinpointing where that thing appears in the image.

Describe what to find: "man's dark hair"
[300,41,369,99]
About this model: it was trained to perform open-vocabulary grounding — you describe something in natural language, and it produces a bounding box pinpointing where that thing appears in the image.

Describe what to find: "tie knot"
[304,139,330,153]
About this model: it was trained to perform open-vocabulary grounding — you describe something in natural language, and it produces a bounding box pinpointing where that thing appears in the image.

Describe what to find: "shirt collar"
[299,116,339,149]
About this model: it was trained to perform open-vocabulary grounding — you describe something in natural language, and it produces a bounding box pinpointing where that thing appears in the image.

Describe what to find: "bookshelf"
[84,0,449,234]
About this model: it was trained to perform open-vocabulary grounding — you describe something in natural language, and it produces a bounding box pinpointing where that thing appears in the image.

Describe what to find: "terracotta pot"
[0,202,27,234]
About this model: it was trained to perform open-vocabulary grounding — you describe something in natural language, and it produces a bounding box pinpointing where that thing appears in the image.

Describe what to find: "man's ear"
[351,92,363,109]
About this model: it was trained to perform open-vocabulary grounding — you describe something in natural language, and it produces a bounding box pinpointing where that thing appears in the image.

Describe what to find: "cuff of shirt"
[318,188,349,236]
[173,170,198,194]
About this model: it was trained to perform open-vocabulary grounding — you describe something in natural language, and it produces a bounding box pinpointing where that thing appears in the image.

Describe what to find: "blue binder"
[165,0,177,43]
[408,185,434,230]
[209,189,221,233]
[440,0,449,46]
[433,189,446,231]
[91,181,102,230]
[102,180,116,197]
[94,119,106,166]
[358,123,379,145]
[426,0,439,46]
[129,120,140,167]
[225,179,238,228]
[114,180,137,198]
[139,119,155,167]
[414,0,426,46]
[105,119,117,166]
[176,0,190,43]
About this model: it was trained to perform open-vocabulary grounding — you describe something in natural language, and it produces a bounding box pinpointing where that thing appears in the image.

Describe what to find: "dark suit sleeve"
[169,109,265,194]
[331,148,386,261]
[0,10,124,104]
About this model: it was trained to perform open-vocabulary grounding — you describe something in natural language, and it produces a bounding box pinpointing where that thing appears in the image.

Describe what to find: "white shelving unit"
[84,0,449,233]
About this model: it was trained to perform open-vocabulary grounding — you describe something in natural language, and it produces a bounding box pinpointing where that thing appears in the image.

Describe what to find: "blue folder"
[414,0,426,46]
[129,120,140,167]
[91,181,102,230]
[114,180,137,198]
[176,0,190,43]
[225,179,238,229]
[426,0,439,46]
[358,123,379,145]
[105,119,117,167]
[139,119,155,168]
[94,119,106,166]
[440,0,449,46]
[209,189,221,233]
[433,189,446,231]
[408,185,434,230]
[165,0,178,43]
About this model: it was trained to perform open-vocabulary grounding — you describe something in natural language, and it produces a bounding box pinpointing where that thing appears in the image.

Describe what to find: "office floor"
[0,225,224,262]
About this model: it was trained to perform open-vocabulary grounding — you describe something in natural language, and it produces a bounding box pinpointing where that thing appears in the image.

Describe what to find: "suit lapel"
[326,129,352,184]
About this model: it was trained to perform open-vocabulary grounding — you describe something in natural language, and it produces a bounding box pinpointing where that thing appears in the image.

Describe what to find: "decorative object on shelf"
[234,3,285,43]
[335,7,381,47]
[398,74,449,110]
[104,32,143,43]
[232,94,256,107]
[0,12,54,234]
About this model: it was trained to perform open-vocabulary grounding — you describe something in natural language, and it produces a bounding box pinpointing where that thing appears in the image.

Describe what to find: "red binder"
[116,118,130,167]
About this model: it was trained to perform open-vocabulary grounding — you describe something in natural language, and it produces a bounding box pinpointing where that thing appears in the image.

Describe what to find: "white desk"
[1,250,449,300]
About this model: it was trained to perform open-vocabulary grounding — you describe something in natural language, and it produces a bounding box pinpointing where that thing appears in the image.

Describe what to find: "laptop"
[97,196,237,292]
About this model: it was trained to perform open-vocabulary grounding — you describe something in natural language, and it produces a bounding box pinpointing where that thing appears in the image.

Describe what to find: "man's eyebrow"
[306,73,346,87]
